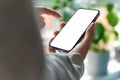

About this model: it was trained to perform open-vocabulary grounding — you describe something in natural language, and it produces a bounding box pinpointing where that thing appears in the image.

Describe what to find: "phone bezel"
[49,8,100,52]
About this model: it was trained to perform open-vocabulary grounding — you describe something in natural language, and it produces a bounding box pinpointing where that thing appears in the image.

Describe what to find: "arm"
[47,23,95,80]
[39,7,95,80]
[44,52,84,80]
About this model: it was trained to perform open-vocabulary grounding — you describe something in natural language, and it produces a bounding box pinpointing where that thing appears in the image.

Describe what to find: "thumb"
[84,23,96,42]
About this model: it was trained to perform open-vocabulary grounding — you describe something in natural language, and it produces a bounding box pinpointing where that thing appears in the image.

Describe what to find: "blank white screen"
[50,9,98,51]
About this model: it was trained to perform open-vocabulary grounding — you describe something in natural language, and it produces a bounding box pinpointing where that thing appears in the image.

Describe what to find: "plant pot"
[86,50,110,77]
[115,48,120,62]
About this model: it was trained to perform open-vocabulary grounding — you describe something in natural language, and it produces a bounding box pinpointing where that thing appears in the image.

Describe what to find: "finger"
[38,7,62,18]
[39,16,45,28]
[84,23,96,41]
[49,30,60,52]
[49,38,56,52]
[54,31,59,36]
[60,22,66,28]
[49,38,62,53]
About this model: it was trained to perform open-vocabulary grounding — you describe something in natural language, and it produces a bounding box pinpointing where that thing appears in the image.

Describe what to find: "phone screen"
[50,9,100,51]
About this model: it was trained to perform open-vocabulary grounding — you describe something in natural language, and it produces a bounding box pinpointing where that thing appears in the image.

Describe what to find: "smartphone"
[50,8,100,52]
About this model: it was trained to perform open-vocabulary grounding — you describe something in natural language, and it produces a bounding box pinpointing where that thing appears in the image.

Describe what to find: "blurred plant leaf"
[107,12,119,27]
[52,0,61,10]
[113,30,119,40]
[68,0,73,2]
[92,23,105,43]
[54,0,60,3]
[107,3,114,12]
[102,30,111,43]
[53,5,59,10]
[63,2,67,7]
[62,11,72,22]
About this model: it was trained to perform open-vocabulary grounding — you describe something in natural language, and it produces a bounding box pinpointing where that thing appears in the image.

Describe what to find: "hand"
[70,23,96,60]
[38,6,62,18]
[49,23,96,60]
[36,6,62,28]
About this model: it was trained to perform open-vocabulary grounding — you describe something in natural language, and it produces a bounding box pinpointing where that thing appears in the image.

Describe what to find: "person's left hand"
[36,6,62,28]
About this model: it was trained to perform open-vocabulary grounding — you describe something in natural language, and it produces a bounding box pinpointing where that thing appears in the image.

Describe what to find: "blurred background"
[34,0,120,80]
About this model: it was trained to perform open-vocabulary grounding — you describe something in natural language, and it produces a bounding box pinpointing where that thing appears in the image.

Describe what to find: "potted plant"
[115,44,120,62]
[86,22,110,77]
[86,3,119,77]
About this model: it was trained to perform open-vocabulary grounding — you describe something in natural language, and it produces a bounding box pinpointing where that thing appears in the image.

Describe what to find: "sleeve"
[43,52,84,80]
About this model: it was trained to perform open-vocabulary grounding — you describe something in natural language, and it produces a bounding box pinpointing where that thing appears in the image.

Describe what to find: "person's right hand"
[49,22,96,60]
[36,6,62,28]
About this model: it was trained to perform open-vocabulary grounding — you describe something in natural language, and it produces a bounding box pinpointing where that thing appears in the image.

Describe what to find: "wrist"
[69,50,86,60]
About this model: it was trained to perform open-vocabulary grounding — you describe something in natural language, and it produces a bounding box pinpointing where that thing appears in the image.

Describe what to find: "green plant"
[91,3,119,52]
[52,0,77,22]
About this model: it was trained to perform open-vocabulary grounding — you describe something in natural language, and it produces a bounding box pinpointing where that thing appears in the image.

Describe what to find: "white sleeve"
[43,52,84,80]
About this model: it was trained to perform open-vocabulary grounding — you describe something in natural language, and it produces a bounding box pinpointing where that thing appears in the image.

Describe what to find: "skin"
[38,7,96,60]
[37,6,62,28]
[39,6,62,18]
